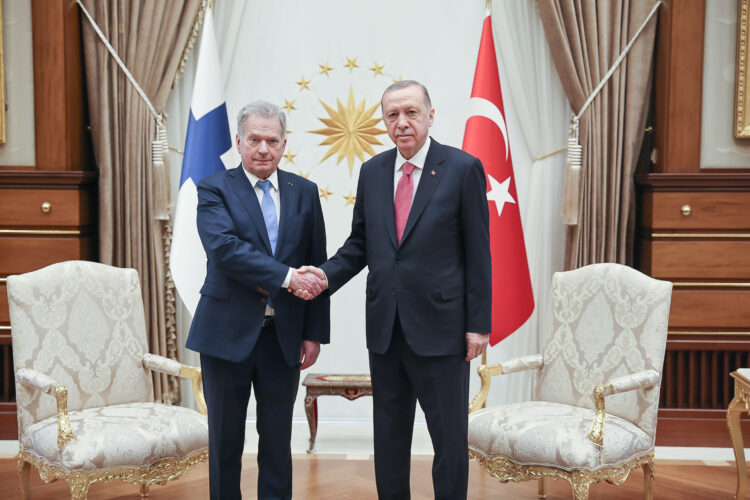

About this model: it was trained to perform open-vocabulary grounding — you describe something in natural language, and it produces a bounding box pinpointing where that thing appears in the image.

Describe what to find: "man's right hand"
[289,266,327,300]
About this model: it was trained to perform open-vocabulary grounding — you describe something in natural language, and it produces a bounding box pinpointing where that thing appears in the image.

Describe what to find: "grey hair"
[237,100,287,137]
[381,80,432,110]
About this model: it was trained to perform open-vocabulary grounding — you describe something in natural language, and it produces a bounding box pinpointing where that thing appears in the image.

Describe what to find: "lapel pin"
[431,170,436,176]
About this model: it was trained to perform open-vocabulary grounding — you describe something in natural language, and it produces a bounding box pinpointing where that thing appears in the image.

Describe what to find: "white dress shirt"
[393,137,431,201]
[242,167,292,313]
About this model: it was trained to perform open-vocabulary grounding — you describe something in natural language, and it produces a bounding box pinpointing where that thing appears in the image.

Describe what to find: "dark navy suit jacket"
[186,166,330,365]
[320,139,491,356]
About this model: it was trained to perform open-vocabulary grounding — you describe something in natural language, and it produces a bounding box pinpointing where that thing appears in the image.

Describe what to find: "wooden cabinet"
[637,173,750,446]
[0,172,96,439]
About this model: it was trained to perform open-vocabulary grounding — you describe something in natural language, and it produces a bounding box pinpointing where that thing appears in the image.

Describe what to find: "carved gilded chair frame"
[15,358,208,500]
[469,361,657,500]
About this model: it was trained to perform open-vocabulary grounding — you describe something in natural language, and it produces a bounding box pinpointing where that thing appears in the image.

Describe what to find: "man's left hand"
[465,332,488,362]
[299,340,321,370]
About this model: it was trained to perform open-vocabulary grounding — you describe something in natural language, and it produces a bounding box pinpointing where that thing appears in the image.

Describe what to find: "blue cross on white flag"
[170,9,234,315]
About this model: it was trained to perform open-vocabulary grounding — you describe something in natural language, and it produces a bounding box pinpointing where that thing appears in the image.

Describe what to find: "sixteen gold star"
[343,191,356,206]
[299,171,310,179]
[296,76,311,90]
[282,99,297,113]
[344,57,359,72]
[309,87,388,176]
[319,62,334,76]
[283,150,297,164]
[319,186,333,200]
[369,62,385,77]
[393,75,403,83]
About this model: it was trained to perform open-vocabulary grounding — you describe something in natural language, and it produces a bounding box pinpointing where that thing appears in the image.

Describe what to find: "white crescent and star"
[466,96,515,218]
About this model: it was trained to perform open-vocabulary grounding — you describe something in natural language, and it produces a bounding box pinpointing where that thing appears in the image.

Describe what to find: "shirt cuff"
[281,267,293,289]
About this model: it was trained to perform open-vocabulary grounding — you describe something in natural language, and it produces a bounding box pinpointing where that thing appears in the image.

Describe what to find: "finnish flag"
[170,9,235,315]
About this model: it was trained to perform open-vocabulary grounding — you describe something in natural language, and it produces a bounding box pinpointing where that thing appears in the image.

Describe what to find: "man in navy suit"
[186,100,330,500]
[302,81,492,499]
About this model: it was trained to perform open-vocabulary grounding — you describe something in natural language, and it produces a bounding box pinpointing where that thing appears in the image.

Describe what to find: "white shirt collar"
[395,137,431,171]
[243,167,279,191]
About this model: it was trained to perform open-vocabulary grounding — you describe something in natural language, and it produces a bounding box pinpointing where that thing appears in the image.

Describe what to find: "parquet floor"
[0,454,742,499]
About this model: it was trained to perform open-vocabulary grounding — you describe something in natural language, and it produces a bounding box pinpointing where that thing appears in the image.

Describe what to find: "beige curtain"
[81,0,203,402]
[537,0,659,269]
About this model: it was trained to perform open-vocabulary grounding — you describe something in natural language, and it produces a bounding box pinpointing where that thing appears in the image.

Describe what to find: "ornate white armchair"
[7,261,209,499]
[468,263,672,499]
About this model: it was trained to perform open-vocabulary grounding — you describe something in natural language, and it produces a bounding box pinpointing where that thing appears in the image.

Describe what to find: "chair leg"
[570,472,591,500]
[17,458,31,500]
[140,484,149,497]
[537,477,547,498]
[68,472,90,500]
[642,460,655,500]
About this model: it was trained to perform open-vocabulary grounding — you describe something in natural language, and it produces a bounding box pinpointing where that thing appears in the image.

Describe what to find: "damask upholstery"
[7,261,208,499]
[468,263,672,500]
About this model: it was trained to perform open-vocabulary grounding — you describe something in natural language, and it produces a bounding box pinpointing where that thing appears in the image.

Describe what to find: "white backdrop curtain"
[482,1,569,405]
[167,0,569,418]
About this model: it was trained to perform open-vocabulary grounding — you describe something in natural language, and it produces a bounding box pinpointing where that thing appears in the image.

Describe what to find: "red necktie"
[394,161,416,244]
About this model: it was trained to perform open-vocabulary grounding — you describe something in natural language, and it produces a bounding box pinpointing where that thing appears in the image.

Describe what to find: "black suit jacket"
[186,166,330,365]
[321,139,491,356]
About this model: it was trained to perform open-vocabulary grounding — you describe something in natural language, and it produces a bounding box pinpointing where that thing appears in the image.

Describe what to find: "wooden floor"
[0,454,743,499]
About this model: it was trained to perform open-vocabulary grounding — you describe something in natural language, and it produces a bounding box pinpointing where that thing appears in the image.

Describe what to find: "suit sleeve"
[461,159,492,334]
[319,165,368,293]
[303,189,331,342]
[197,181,289,292]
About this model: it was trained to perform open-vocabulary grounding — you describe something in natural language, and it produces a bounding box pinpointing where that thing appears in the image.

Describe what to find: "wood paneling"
[641,191,750,229]
[653,0,706,173]
[0,189,91,227]
[644,240,750,279]
[0,402,16,440]
[29,0,87,171]
[0,237,93,276]
[0,283,7,323]
[670,288,750,329]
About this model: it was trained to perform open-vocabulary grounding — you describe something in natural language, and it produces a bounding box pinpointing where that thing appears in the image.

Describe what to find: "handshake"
[288,266,327,300]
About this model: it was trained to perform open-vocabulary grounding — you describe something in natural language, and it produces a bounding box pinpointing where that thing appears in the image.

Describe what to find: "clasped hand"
[288,266,327,300]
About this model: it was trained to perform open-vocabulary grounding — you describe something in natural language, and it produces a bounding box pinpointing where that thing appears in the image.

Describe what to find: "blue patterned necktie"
[257,179,278,255]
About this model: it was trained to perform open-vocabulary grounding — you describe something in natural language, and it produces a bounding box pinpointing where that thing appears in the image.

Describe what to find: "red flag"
[462,16,534,345]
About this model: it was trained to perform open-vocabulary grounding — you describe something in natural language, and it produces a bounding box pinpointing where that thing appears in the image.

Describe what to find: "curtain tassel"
[562,116,582,226]
[152,117,171,220]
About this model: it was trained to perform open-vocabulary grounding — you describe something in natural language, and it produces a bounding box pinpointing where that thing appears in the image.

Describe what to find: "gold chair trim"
[18,446,208,496]
[469,449,654,498]
[54,383,74,450]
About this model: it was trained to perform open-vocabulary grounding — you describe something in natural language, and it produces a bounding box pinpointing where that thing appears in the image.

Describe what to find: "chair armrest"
[142,354,207,416]
[15,368,74,450]
[468,354,544,413]
[587,369,661,446]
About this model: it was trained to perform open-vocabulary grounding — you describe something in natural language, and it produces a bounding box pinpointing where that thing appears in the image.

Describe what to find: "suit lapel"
[378,149,399,249]
[276,169,294,258]
[400,140,446,246]
[228,167,272,254]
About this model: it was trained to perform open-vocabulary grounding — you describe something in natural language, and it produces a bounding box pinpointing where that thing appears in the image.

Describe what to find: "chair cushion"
[468,401,652,471]
[20,402,208,472]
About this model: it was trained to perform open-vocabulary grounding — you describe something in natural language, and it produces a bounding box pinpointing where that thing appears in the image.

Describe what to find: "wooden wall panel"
[0,189,91,227]
[0,283,7,323]
[669,288,750,329]
[0,237,93,276]
[640,191,750,229]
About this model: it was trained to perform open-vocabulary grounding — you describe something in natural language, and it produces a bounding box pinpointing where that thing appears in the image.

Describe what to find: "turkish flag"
[462,15,534,345]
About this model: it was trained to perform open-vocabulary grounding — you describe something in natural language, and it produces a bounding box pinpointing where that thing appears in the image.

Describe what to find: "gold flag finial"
[486,0,492,12]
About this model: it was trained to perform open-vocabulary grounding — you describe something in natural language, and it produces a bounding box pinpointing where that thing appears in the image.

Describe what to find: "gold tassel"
[152,117,171,220]
[562,116,582,226]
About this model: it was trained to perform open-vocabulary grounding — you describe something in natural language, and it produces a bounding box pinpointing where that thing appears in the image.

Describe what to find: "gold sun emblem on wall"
[309,87,387,176]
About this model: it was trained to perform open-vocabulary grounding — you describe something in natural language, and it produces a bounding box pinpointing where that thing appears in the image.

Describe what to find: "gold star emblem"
[344,57,359,72]
[319,186,333,200]
[309,87,388,176]
[296,76,311,91]
[299,171,310,179]
[282,99,297,113]
[319,62,334,76]
[393,75,403,83]
[283,150,297,164]
[343,191,356,206]
[369,62,385,77]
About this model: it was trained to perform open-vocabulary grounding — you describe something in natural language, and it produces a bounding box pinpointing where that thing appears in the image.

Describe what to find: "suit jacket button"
[260,298,267,304]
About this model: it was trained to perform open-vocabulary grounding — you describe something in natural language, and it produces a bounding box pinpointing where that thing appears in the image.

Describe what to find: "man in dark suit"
[301,81,491,499]
[186,100,330,500]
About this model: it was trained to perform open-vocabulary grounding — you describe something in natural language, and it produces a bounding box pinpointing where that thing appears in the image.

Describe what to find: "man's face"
[381,85,434,160]
[236,114,286,179]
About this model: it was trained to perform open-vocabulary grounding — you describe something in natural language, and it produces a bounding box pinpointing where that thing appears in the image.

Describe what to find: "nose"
[396,114,410,129]
[258,140,269,153]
